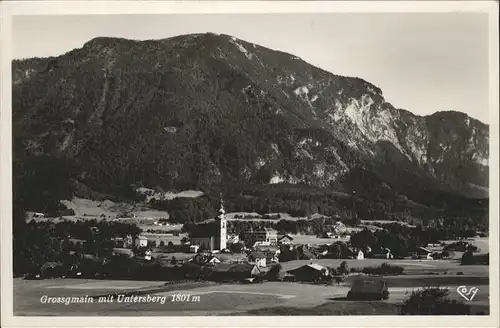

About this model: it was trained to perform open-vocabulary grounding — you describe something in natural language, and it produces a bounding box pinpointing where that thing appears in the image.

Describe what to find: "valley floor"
[14,260,489,316]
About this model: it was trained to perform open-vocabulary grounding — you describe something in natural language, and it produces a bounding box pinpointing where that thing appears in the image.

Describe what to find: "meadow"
[14,256,489,316]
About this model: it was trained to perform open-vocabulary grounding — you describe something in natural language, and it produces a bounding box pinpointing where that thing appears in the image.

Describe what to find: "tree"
[166,241,175,252]
[159,241,165,248]
[461,250,474,265]
[342,217,361,227]
[266,263,282,281]
[171,256,177,265]
[338,261,348,275]
[329,243,342,259]
[350,229,377,250]
[229,242,243,253]
[401,286,470,315]
[180,237,189,245]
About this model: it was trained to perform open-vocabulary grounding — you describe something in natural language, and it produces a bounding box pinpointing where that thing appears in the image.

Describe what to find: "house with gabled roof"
[286,263,329,282]
[190,253,221,265]
[207,263,261,281]
[244,228,278,247]
[278,234,294,245]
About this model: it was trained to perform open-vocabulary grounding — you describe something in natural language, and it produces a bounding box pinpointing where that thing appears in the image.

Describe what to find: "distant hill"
[12,33,489,218]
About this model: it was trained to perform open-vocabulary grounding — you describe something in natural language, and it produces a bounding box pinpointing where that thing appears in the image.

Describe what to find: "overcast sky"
[13,13,490,123]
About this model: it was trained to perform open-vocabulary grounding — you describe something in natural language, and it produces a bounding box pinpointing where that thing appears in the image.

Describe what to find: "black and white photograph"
[1,1,499,327]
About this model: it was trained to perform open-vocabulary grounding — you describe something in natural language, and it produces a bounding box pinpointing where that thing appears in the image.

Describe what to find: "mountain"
[11,33,489,215]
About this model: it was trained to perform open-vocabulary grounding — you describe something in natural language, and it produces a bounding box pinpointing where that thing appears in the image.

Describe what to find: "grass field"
[14,262,490,316]
[240,301,400,315]
[33,198,172,222]
[280,258,489,275]
[141,233,185,245]
[139,224,183,232]
[360,220,416,228]
[289,235,352,245]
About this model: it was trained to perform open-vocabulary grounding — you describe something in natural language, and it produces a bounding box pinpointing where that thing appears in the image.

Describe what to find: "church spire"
[218,193,225,219]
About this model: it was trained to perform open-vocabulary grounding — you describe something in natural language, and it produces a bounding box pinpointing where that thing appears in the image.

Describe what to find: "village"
[26,197,488,286]
[14,192,490,316]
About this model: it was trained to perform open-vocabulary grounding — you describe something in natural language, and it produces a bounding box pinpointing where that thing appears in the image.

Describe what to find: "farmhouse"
[134,236,148,248]
[278,234,294,245]
[189,245,200,253]
[332,221,348,234]
[347,278,389,301]
[111,235,133,248]
[371,247,393,259]
[248,250,279,268]
[190,253,221,266]
[208,263,261,281]
[287,263,329,282]
[412,246,434,260]
[357,250,364,260]
[248,251,266,267]
[244,228,278,247]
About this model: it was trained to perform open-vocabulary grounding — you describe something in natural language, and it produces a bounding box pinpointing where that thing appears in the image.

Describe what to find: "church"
[189,198,227,252]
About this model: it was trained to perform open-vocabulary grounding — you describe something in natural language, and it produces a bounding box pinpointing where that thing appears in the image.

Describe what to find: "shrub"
[362,262,404,276]
[329,267,338,276]
[266,263,282,281]
[401,286,470,315]
[229,242,243,253]
[338,261,349,275]
[461,252,489,265]
[461,250,474,265]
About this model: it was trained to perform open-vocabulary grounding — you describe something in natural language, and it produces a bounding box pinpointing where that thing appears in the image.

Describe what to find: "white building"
[278,234,294,245]
[134,236,148,248]
[333,221,347,234]
[189,245,200,253]
[244,228,278,247]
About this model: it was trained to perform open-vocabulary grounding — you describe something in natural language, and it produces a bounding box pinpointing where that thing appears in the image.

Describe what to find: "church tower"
[216,194,227,250]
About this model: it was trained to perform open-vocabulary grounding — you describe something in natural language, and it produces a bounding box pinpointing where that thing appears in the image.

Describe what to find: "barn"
[347,278,389,300]
[286,263,328,282]
[208,263,261,282]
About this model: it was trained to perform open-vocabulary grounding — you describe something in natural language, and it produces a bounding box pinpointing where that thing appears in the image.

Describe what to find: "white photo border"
[1,1,498,328]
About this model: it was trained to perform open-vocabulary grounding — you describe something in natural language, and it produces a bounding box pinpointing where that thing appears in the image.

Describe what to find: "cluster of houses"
[29,200,443,283]
[58,198,439,282]
[110,199,438,269]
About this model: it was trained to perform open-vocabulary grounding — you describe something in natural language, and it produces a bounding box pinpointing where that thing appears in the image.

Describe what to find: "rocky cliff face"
[12,33,489,209]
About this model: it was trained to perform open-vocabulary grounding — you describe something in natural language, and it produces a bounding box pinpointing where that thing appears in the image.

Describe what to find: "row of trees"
[13,205,142,275]
[148,184,487,238]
